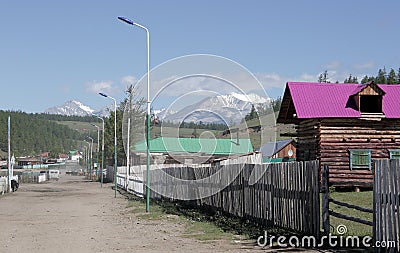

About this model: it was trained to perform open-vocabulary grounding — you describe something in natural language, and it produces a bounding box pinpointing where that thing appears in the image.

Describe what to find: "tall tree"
[318,70,330,83]
[361,75,375,84]
[344,74,358,84]
[397,68,400,84]
[376,68,387,84]
[245,105,258,122]
[387,68,397,84]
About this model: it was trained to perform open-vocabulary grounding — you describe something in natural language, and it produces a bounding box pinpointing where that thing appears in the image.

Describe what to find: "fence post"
[322,165,330,236]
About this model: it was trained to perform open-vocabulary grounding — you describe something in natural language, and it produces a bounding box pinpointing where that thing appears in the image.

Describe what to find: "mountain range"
[159,92,270,124]
[44,100,111,117]
[45,92,271,124]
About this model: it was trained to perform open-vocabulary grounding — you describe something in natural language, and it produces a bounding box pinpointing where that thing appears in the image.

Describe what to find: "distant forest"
[318,67,400,84]
[0,111,92,158]
[34,113,95,122]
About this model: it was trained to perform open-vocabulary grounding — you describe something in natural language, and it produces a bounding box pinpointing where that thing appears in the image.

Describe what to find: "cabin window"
[389,149,400,159]
[349,149,371,170]
[360,95,382,113]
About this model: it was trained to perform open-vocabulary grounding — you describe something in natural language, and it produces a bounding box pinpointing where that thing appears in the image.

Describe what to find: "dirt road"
[0,173,247,252]
[0,173,324,253]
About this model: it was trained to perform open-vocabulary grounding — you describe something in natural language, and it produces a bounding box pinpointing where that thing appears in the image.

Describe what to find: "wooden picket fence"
[322,160,400,252]
[148,160,320,237]
[374,159,400,253]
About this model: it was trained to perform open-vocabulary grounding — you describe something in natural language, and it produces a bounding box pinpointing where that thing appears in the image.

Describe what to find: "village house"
[259,139,296,163]
[277,81,400,188]
[17,157,43,167]
[132,137,254,165]
[69,150,82,161]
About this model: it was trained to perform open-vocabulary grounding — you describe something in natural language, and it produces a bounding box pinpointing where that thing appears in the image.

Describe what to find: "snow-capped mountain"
[153,108,177,120]
[162,92,271,124]
[45,100,95,116]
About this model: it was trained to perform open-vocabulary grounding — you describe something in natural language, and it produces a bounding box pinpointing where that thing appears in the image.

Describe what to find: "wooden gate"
[374,159,400,252]
[322,162,400,252]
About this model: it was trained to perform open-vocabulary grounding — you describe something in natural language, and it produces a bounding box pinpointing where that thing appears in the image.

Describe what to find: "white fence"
[0,175,19,194]
[117,164,216,198]
[0,177,7,194]
[38,174,47,183]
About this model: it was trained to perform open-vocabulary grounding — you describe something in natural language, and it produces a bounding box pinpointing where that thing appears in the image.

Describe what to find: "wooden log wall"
[149,160,320,237]
[296,119,320,161]
[296,118,400,187]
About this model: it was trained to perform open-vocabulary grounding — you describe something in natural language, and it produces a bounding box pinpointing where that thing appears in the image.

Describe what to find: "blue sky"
[1,0,399,113]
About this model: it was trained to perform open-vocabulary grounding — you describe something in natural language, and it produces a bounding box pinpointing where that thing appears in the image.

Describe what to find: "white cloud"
[354,61,375,70]
[325,61,341,69]
[299,73,317,82]
[121,75,137,86]
[85,80,118,95]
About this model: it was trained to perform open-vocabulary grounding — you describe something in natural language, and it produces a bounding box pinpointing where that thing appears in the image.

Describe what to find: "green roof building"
[132,137,253,165]
[133,137,253,155]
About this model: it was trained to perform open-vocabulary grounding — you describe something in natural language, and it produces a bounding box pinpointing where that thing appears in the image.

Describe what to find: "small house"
[69,150,82,161]
[277,81,400,187]
[132,137,254,165]
[259,139,296,163]
[17,157,42,167]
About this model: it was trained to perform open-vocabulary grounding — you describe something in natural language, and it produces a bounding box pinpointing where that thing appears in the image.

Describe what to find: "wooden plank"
[322,165,330,236]
[329,198,373,213]
[330,210,373,226]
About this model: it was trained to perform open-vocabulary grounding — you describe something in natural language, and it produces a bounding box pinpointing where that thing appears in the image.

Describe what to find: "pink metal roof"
[287,82,400,119]
[379,85,400,118]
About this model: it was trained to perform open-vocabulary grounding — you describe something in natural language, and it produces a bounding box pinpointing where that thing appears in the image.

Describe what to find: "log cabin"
[277,81,400,188]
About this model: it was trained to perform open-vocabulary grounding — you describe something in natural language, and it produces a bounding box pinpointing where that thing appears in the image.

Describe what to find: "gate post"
[322,165,330,236]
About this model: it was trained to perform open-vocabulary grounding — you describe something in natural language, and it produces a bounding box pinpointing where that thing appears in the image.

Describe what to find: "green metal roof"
[133,137,253,155]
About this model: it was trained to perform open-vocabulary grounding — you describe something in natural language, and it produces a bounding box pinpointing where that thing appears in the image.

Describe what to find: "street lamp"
[86,136,94,180]
[93,114,105,188]
[91,123,100,181]
[99,92,118,198]
[83,140,90,176]
[118,16,151,212]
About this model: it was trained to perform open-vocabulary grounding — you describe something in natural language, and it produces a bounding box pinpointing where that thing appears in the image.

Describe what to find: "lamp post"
[86,136,94,181]
[91,123,100,181]
[118,16,151,212]
[8,116,11,193]
[99,92,117,198]
[93,114,105,188]
[83,141,90,176]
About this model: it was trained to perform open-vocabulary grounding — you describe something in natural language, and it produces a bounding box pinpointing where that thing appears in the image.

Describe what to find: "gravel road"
[0,172,325,253]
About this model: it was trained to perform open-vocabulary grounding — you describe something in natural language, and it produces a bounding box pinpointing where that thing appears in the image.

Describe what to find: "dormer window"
[351,82,385,116]
[360,95,382,113]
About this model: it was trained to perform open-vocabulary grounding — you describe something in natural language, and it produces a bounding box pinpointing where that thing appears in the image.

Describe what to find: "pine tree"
[361,75,375,84]
[318,70,330,83]
[376,68,387,84]
[397,68,400,83]
[344,74,358,84]
[387,68,397,84]
[244,105,258,122]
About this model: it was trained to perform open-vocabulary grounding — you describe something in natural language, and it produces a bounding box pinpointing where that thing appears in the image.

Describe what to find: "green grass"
[54,120,98,132]
[183,220,232,241]
[125,198,249,241]
[328,191,373,236]
[150,126,220,139]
